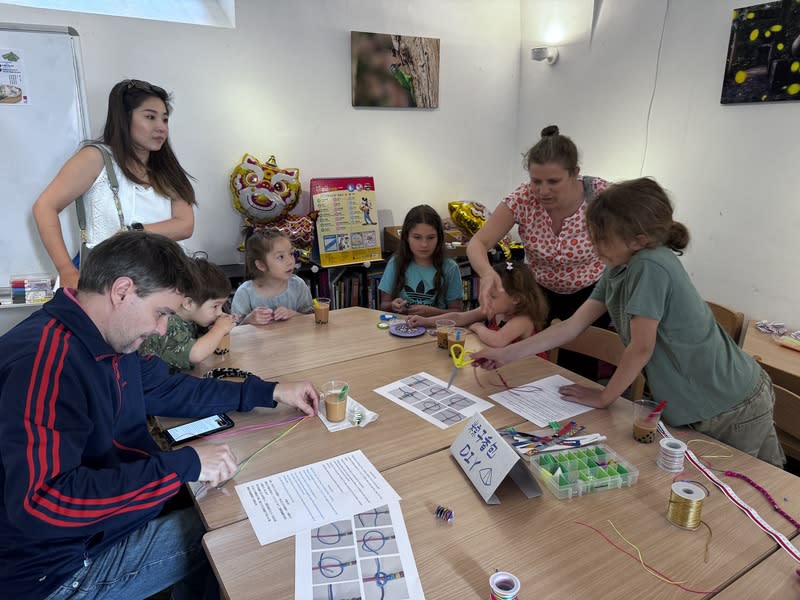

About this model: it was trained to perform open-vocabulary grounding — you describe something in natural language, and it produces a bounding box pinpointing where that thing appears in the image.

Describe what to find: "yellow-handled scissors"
[447,343,474,389]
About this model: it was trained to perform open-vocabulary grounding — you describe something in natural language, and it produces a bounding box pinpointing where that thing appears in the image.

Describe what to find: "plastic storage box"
[10,274,53,304]
[529,444,639,499]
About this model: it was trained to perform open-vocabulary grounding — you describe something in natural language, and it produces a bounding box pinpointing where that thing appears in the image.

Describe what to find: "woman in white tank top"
[33,79,196,290]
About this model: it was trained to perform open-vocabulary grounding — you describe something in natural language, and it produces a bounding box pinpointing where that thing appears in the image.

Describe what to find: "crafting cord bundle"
[489,571,520,600]
[434,505,455,522]
[194,415,311,497]
[214,415,312,489]
[205,414,305,441]
[667,481,708,530]
[657,421,800,564]
[657,438,687,472]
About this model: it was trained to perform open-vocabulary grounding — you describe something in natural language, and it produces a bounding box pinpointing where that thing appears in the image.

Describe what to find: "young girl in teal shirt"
[379,205,463,317]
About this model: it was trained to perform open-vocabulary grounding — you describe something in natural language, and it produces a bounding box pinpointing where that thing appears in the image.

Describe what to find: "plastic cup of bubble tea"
[322,380,348,423]
[447,327,468,351]
[435,319,456,349]
[489,571,520,599]
[313,298,331,325]
[632,399,661,443]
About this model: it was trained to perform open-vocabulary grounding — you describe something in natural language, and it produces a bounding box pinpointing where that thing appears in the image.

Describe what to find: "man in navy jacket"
[0,232,318,599]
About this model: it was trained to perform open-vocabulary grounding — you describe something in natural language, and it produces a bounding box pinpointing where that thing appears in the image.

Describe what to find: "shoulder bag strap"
[75,144,125,243]
[582,176,597,203]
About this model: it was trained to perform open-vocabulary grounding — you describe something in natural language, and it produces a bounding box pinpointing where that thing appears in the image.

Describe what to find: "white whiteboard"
[0,24,89,286]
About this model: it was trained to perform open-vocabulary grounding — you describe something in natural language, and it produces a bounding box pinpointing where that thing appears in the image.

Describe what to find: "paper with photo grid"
[295,500,424,600]
[488,374,593,426]
[374,372,493,429]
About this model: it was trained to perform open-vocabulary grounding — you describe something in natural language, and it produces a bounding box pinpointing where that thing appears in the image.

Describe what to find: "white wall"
[518,0,800,322]
[3,0,797,326]
[0,0,521,267]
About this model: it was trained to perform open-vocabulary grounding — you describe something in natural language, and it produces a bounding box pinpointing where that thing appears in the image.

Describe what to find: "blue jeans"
[44,507,217,600]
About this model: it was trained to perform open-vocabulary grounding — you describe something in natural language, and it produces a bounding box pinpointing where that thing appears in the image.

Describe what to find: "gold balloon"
[448,201,488,237]
[448,201,523,259]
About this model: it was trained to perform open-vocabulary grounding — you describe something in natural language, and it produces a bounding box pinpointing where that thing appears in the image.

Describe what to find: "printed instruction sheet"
[236,450,400,545]
[374,371,493,429]
[489,374,593,426]
[296,500,425,599]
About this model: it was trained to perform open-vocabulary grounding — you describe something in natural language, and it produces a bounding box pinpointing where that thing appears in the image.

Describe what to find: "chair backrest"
[707,300,745,345]
[547,321,645,401]
[773,384,800,461]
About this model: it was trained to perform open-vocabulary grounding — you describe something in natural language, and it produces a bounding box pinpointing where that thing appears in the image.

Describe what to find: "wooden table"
[203,396,800,599]
[742,319,800,392]
[176,343,566,531]
[712,542,800,599]
[190,306,433,380]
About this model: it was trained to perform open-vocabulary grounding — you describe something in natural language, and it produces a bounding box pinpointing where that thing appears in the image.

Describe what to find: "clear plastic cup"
[633,399,661,443]
[313,298,331,325]
[447,327,468,351]
[321,380,348,422]
[435,319,456,349]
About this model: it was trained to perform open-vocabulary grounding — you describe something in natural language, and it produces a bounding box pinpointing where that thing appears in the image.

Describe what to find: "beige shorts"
[690,368,785,468]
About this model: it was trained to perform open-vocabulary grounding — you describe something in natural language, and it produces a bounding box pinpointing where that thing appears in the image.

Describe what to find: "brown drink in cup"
[322,380,348,422]
[313,298,330,324]
[632,399,661,443]
[435,319,455,349]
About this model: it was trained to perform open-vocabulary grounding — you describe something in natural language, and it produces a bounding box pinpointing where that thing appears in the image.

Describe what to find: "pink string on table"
[205,414,306,441]
[724,470,800,530]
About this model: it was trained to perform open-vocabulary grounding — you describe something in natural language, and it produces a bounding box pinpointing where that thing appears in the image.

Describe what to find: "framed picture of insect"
[351,31,440,108]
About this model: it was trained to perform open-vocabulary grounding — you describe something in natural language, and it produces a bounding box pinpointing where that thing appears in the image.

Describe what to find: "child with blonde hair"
[473,177,784,467]
[231,230,312,324]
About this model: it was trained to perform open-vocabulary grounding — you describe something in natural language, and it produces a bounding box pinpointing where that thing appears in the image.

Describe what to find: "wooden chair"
[707,300,745,345]
[547,321,645,401]
[773,384,800,462]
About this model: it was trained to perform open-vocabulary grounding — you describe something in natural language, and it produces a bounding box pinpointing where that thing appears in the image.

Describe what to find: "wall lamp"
[522,0,596,67]
[531,47,559,65]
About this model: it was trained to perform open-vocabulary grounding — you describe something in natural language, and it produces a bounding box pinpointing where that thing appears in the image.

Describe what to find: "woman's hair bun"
[540,125,560,137]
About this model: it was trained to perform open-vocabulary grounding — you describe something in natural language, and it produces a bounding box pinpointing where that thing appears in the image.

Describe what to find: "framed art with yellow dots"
[721,1,800,104]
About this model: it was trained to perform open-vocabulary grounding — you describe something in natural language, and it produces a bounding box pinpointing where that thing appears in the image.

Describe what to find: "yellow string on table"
[217,415,313,489]
[607,520,689,586]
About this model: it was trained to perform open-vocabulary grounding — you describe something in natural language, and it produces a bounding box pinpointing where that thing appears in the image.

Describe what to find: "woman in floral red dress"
[467,125,610,377]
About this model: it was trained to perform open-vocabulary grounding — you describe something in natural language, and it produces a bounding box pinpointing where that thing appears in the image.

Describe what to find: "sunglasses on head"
[124,79,166,96]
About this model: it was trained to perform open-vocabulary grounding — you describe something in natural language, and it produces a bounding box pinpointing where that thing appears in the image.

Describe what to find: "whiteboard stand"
[0,23,90,334]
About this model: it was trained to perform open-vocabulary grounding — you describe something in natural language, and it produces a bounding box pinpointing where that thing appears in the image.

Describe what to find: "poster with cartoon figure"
[0,49,29,105]
[311,177,382,267]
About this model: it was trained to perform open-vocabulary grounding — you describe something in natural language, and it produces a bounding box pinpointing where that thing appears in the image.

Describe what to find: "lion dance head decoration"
[231,154,301,224]
[230,154,316,257]
[448,201,522,260]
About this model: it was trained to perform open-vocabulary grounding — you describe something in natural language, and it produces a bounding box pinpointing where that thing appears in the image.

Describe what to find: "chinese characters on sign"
[450,413,540,504]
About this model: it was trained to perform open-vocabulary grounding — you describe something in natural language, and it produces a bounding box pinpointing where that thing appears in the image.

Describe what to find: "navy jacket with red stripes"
[0,289,277,597]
